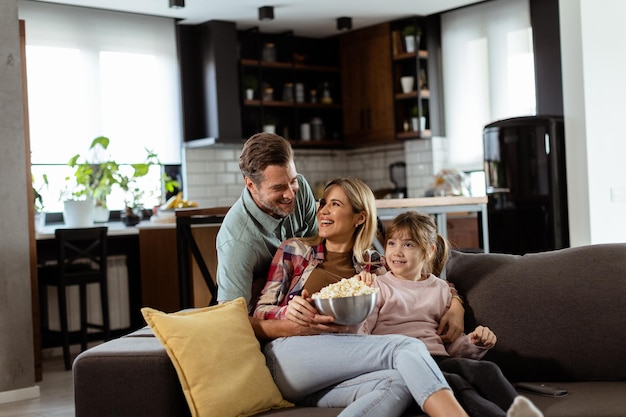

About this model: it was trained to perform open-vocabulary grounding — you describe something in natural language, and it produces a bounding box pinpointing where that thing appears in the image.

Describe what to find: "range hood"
[178,20,243,147]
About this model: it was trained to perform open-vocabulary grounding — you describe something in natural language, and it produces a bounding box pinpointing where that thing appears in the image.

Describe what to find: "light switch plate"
[610,188,626,202]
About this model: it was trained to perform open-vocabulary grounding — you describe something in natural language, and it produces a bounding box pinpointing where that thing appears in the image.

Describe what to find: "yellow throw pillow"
[141,298,293,417]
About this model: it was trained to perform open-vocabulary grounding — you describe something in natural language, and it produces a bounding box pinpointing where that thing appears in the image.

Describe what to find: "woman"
[254,178,469,417]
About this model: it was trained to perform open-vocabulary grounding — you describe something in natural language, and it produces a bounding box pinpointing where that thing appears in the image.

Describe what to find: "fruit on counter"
[160,192,198,210]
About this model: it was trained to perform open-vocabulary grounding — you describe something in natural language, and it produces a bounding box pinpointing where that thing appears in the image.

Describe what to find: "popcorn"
[312,277,379,299]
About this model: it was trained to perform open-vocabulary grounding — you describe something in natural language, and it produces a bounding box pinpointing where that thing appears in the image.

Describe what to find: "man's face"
[246,161,299,218]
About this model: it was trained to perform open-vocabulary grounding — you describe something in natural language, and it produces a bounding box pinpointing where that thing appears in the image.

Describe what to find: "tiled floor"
[0,354,74,417]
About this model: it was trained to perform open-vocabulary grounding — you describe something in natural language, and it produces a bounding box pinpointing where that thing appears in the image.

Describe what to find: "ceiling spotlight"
[169,0,184,9]
[259,6,274,21]
[337,17,352,31]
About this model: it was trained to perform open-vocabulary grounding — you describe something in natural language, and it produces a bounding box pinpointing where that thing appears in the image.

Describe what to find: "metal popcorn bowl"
[313,292,378,325]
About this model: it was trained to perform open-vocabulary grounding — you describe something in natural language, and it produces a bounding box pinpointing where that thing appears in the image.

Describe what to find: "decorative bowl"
[313,292,378,325]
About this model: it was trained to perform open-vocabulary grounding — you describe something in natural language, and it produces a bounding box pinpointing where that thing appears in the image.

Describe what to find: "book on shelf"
[391,30,403,56]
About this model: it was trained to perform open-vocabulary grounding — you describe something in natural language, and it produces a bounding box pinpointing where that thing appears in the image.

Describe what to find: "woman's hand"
[353,271,376,286]
[286,290,347,332]
[470,325,497,348]
[437,296,465,342]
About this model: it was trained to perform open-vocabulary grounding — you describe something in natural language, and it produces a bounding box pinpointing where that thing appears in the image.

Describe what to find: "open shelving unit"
[238,30,343,147]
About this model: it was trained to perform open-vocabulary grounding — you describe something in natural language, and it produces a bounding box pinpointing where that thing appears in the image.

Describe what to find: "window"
[20,0,182,211]
[441,0,536,172]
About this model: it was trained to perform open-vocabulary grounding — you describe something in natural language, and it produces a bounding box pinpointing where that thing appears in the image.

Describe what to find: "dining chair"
[38,227,110,370]
[175,207,230,309]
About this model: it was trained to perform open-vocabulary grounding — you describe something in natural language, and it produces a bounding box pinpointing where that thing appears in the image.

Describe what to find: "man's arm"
[216,237,260,305]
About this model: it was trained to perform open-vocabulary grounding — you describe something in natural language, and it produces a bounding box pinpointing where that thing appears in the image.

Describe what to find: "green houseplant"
[401,25,422,53]
[67,136,178,224]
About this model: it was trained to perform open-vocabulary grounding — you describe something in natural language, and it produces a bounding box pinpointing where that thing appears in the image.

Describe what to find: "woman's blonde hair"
[306,177,377,264]
[385,211,450,276]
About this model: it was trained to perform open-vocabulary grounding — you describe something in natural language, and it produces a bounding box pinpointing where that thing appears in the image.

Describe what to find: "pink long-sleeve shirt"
[359,271,488,360]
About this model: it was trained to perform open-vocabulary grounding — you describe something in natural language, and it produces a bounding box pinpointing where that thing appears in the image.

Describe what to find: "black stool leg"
[79,282,88,353]
[100,276,111,341]
[57,284,71,371]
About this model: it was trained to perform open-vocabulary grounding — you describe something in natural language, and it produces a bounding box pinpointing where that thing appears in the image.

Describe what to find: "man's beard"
[259,196,294,218]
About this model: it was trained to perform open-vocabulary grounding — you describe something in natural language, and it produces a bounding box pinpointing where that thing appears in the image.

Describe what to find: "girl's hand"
[470,325,497,348]
[353,271,376,286]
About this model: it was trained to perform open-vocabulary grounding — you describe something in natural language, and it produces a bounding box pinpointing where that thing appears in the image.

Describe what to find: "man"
[217,132,464,341]
[216,132,329,338]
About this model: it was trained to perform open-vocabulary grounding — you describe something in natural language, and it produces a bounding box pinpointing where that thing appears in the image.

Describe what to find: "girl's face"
[385,231,433,281]
[317,184,365,252]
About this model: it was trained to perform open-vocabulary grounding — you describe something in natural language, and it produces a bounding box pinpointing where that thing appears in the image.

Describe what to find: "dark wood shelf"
[289,139,344,149]
[396,129,432,140]
[243,100,341,109]
[395,89,430,100]
[240,59,339,73]
[393,50,428,61]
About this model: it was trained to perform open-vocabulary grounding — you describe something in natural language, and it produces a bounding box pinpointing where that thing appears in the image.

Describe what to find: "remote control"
[515,382,568,397]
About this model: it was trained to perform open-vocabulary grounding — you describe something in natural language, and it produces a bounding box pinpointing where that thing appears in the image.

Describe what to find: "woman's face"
[317,184,365,252]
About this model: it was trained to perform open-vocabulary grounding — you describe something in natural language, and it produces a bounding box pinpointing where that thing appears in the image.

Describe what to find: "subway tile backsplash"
[183,139,444,208]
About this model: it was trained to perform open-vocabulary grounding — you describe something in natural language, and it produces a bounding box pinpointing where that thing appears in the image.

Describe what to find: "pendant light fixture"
[337,17,352,31]
[169,0,184,9]
[259,6,274,21]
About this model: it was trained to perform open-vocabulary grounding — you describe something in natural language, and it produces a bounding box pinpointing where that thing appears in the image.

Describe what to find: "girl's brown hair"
[385,211,450,276]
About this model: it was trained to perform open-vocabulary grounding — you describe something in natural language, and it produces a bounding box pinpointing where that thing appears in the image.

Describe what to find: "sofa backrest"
[446,244,626,382]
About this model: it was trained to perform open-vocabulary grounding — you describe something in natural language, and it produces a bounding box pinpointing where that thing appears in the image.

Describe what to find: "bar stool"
[39,227,110,370]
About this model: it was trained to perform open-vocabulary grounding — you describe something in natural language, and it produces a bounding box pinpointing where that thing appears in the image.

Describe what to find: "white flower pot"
[400,76,415,93]
[63,199,94,228]
[404,36,416,53]
[93,205,111,223]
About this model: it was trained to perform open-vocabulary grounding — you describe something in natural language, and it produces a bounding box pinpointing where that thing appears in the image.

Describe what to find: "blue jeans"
[263,333,450,417]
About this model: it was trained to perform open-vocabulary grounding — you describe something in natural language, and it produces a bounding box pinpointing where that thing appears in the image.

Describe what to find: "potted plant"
[244,75,258,100]
[67,136,178,225]
[409,105,426,132]
[33,173,48,231]
[262,114,277,134]
[401,25,422,53]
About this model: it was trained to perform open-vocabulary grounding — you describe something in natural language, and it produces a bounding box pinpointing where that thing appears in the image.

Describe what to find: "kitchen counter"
[375,196,489,253]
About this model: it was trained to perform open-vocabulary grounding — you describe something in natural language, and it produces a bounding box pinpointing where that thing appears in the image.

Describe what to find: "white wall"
[560,0,626,245]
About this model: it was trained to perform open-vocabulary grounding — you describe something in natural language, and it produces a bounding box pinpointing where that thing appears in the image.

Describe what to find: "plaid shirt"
[253,238,387,320]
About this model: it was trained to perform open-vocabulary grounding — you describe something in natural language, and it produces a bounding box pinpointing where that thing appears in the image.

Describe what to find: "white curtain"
[441,0,535,171]
[19,0,183,165]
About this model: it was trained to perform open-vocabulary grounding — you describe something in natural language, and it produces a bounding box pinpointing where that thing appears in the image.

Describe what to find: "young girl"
[359,211,543,417]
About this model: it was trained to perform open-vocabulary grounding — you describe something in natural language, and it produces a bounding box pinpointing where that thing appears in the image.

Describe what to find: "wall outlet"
[610,188,626,202]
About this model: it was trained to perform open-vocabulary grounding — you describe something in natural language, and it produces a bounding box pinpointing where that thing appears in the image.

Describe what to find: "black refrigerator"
[483,115,569,254]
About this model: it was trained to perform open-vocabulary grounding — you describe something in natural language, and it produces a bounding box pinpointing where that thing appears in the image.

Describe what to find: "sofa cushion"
[446,244,626,382]
[141,298,293,417]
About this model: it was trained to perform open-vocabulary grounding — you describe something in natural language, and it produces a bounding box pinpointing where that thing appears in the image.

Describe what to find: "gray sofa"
[74,243,626,417]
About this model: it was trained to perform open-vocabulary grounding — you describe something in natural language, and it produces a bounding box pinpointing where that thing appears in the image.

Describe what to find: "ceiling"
[32,0,486,38]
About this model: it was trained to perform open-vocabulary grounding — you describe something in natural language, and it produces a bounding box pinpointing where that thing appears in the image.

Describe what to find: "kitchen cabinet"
[238,30,343,147]
[340,23,395,147]
[139,225,218,312]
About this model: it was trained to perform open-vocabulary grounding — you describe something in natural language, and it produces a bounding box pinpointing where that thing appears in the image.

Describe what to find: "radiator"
[45,255,130,331]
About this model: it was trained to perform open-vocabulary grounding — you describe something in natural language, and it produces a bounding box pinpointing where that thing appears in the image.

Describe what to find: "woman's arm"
[253,244,293,320]
[437,283,465,342]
